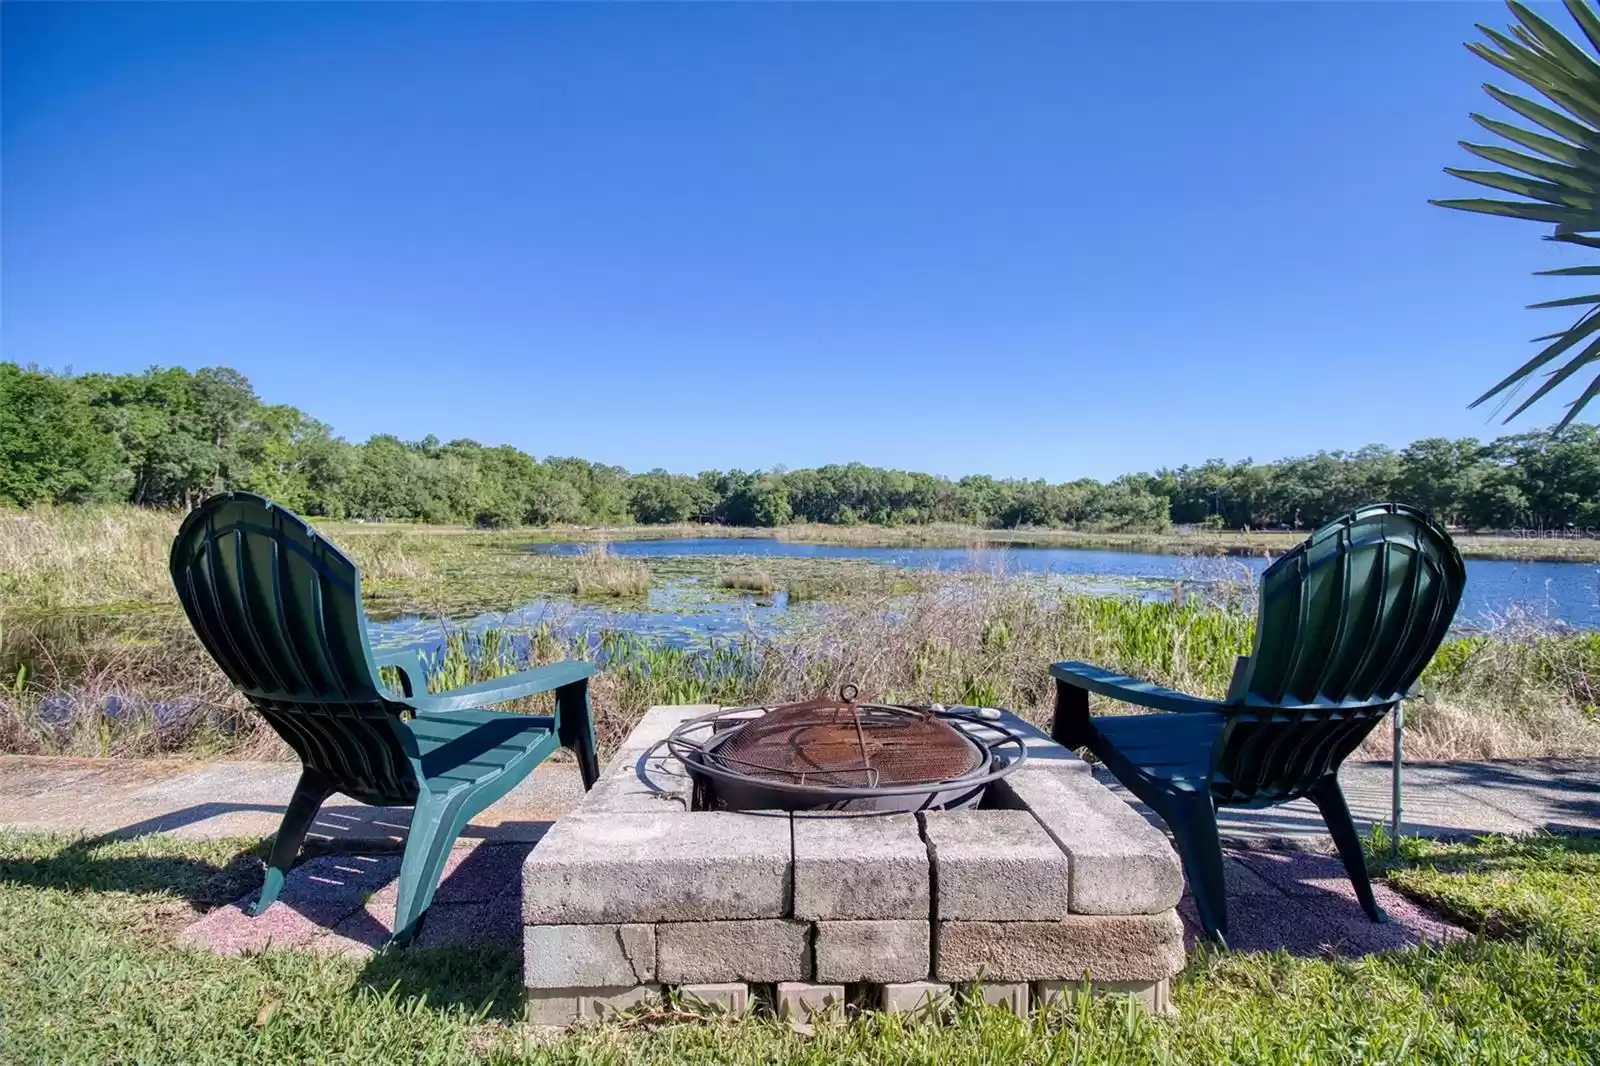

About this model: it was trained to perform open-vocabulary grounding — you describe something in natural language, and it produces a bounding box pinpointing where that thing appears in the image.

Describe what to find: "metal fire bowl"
[665,702,1029,814]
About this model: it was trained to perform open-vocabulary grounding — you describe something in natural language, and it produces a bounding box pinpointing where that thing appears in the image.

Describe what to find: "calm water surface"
[369,537,1600,652]
[541,538,1600,631]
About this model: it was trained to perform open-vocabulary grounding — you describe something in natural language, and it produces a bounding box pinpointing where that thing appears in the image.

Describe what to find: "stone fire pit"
[521,704,1186,1024]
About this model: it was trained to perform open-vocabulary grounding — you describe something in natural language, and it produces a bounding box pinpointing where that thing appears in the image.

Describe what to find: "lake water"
[368,537,1600,652]
[540,537,1600,631]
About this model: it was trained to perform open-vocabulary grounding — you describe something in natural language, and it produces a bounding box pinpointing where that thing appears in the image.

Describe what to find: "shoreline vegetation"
[5,362,1600,546]
[518,519,1600,563]
[3,506,1596,766]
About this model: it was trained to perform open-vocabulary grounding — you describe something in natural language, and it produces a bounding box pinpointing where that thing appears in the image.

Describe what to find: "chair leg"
[1309,775,1388,924]
[1050,679,1091,749]
[251,769,331,916]
[390,791,470,946]
[556,680,601,790]
[1162,790,1230,947]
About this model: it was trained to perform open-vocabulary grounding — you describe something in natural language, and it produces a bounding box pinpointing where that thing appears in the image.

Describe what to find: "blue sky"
[2,2,1587,481]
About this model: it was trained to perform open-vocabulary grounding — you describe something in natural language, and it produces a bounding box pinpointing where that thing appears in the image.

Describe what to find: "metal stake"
[1391,700,1404,859]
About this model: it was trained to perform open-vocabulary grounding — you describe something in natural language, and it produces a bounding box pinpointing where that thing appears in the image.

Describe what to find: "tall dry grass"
[0,507,179,609]
[1391,617,1600,760]
[718,569,776,595]
[3,506,1596,763]
[543,579,1600,762]
[3,573,1596,763]
[569,544,652,598]
[0,506,434,602]
[0,610,267,758]
[341,529,434,583]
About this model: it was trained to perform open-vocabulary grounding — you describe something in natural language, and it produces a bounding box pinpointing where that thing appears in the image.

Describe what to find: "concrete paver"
[5,750,1594,851]
[1092,758,1599,849]
[0,754,584,845]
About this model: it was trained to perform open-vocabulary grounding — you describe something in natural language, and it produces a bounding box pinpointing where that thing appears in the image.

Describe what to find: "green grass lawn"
[1,831,1597,1064]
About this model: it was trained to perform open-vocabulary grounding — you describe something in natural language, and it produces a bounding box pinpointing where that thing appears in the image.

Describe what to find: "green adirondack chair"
[170,492,600,945]
[1050,503,1465,946]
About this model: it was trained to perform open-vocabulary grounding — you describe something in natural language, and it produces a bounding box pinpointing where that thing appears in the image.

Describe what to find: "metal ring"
[660,703,1029,799]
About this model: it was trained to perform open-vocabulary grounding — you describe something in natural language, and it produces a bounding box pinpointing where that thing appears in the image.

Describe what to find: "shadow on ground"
[0,829,269,911]
[355,943,527,1021]
[1178,849,1464,956]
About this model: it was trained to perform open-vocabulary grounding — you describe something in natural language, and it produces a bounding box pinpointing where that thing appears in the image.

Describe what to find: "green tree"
[79,367,213,507]
[714,470,791,527]
[7,360,1599,536]
[545,457,630,523]
[342,435,430,520]
[187,366,260,492]
[628,470,713,524]
[524,469,586,525]
[0,365,119,506]
[1398,438,1484,525]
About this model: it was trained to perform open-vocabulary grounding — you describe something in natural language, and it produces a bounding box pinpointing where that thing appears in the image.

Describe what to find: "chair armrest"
[1050,661,1224,715]
[406,660,594,714]
[373,646,431,698]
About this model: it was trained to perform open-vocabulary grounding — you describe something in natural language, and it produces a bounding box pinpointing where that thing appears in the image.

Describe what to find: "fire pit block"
[522,811,791,924]
[815,920,931,983]
[972,983,1030,1014]
[992,767,1183,915]
[520,705,1188,1024]
[524,924,655,988]
[656,919,812,983]
[526,985,660,1026]
[776,982,845,1021]
[679,983,751,1013]
[881,982,951,1015]
[1036,978,1172,1016]
[584,704,711,814]
[583,757,692,815]
[922,809,1073,921]
[605,704,718,770]
[936,913,1186,982]
[792,813,930,920]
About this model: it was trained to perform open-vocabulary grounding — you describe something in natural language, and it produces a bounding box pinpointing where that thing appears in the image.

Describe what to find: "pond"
[368,536,1600,652]
[540,538,1600,631]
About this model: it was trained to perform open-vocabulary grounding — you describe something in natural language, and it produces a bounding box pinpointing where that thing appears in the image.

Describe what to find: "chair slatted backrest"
[1211,503,1465,806]
[170,493,419,805]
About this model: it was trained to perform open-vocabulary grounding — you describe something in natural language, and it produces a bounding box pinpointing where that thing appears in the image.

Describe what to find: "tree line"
[3,362,1599,532]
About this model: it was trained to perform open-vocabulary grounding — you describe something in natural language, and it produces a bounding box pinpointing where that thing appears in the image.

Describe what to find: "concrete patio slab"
[0,754,584,845]
[5,751,1595,850]
[1091,758,1600,849]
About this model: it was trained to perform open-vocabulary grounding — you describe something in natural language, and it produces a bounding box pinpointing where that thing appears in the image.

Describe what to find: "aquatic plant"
[718,569,776,595]
[3,562,1597,763]
[568,544,652,599]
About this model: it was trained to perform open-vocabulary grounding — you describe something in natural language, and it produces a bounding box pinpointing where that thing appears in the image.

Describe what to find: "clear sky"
[3,2,1589,481]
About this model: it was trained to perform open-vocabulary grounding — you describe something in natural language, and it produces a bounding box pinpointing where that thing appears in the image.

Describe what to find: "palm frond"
[1469,112,1600,168]
[1461,141,1600,189]
[1438,0,1600,426]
